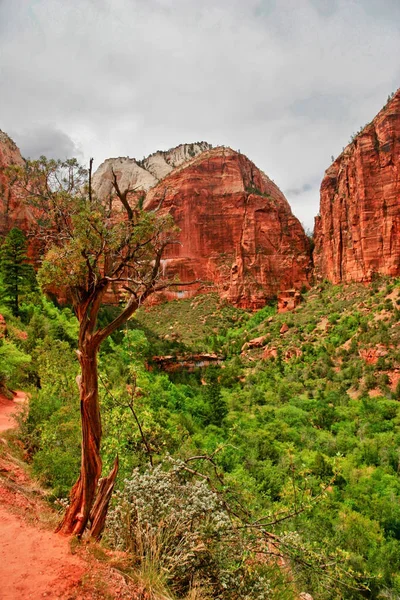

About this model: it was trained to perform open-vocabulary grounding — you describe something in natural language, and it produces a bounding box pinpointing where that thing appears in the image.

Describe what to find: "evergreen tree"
[0,228,36,316]
[204,367,227,426]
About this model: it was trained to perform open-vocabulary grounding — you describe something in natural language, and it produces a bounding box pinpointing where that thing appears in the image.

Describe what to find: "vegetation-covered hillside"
[1,255,400,598]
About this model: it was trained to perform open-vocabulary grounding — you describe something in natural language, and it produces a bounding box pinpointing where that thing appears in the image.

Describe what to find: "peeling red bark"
[56,341,105,537]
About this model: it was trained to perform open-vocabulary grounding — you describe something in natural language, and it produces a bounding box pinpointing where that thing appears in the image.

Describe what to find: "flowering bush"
[105,458,283,599]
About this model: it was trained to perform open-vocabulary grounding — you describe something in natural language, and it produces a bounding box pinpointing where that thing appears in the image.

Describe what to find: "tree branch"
[88,158,93,204]
[111,168,135,221]
[93,294,139,348]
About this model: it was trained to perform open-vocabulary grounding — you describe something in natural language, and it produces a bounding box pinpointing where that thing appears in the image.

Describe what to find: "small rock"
[263,346,278,360]
[280,323,289,334]
[241,335,267,352]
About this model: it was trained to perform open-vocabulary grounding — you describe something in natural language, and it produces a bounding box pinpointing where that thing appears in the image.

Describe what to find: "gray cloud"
[309,0,339,18]
[289,93,351,121]
[0,0,399,230]
[9,126,83,160]
[285,183,314,197]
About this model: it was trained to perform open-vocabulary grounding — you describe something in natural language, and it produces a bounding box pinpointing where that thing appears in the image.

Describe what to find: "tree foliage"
[0,227,37,316]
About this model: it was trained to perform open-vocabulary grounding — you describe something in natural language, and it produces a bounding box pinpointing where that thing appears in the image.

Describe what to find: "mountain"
[143,146,311,308]
[5,82,400,312]
[92,141,212,198]
[314,89,400,283]
[1,136,311,308]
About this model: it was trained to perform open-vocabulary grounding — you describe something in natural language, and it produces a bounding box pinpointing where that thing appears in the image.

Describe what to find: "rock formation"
[314,89,400,283]
[4,84,400,308]
[0,131,30,236]
[278,289,302,313]
[149,353,223,373]
[92,142,212,199]
[143,147,311,308]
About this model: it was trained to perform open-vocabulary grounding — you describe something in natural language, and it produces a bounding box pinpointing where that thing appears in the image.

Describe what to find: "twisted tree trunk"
[56,337,116,537]
[56,292,143,538]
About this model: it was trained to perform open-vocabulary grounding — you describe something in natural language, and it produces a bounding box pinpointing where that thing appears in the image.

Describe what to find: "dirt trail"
[0,390,85,599]
[0,506,86,599]
[0,391,25,433]
[0,391,129,599]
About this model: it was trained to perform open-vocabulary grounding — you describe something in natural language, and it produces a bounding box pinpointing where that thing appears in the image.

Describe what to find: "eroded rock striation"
[314,89,400,283]
[0,131,30,236]
[143,147,311,308]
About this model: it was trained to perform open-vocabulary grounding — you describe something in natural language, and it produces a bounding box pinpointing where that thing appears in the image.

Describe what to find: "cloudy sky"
[0,0,399,229]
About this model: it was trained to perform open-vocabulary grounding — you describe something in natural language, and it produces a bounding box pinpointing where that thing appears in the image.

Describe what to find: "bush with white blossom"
[105,458,282,599]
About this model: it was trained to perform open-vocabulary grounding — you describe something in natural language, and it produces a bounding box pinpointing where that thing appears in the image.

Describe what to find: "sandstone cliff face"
[314,89,400,283]
[92,142,212,200]
[0,131,29,236]
[144,147,311,308]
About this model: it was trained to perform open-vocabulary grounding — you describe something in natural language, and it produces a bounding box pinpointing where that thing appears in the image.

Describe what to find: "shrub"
[105,458,285,599]
[0,338,31,389]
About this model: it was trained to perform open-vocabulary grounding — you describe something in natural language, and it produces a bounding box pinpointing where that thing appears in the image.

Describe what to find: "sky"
[0,0,399,230]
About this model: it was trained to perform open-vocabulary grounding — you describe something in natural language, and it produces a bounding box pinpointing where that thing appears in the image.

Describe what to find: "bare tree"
[14,156,177,537]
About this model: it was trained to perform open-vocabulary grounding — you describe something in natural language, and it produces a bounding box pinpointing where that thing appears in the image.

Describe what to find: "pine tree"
[0,228,37,316]
[204,367,227,426]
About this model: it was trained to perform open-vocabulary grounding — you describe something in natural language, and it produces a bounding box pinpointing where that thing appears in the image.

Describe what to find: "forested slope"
[1,264,400,598]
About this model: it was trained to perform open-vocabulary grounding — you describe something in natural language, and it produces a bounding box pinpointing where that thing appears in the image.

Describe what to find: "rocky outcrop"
[314,89,400,283]
[0,131,30,236]
[241,335,268,352]
[144,147,311,308]
[359,344,388,365]
[149,353,223,372]
[92,142,212,200]
[278,289,302,313]
[262,345,302,361]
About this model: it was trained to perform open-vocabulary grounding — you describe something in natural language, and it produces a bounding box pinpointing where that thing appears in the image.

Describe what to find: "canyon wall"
[0,131,31,236]
[1,135,310,308]
[7,83,399,311]
[314,89,400,283]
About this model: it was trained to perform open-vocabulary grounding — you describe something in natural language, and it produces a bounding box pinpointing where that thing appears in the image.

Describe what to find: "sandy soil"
[0,505,86,599]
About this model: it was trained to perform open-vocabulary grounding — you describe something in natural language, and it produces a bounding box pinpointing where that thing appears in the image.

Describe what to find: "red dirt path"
[0,391,24,433]
[0,505,86,599]
[0,391,85,599]
[0,391,130,599]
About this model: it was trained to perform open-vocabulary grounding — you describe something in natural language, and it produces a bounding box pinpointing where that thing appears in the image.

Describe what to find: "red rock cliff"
[144,147,311,308]
[0,131,31,236]
[314,89,400,283]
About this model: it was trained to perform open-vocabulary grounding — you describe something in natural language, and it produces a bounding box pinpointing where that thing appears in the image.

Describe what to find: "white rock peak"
[92,142,212,199]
